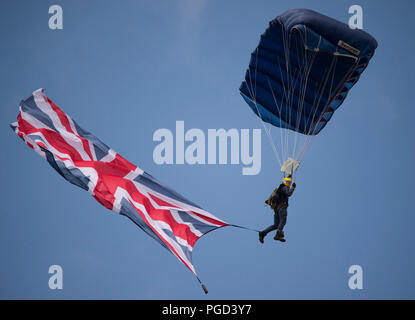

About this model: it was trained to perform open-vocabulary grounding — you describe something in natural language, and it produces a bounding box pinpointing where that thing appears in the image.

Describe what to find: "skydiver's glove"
[292,182,296,188]
[265,199,269,205]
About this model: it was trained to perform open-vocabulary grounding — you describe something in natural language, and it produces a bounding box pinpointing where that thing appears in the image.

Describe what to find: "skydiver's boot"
[274,229,286,242]
[259,231,265,244]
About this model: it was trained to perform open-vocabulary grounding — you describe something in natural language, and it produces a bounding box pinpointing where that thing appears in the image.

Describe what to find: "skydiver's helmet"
[282,177,292,187]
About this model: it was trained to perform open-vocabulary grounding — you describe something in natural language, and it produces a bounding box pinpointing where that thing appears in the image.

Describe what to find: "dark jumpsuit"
[261,183,296,236]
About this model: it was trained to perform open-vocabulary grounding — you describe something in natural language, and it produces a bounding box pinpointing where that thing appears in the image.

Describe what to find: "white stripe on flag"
[113,187,197,275]
[136,181,226,227]
[170,210,203,238]
[32,89,91,161]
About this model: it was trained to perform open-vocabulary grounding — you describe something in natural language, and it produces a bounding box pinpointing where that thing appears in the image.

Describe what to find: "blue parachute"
[240,9,378,136]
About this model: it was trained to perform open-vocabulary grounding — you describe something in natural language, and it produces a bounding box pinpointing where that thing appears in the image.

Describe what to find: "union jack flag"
[11,88,228,293]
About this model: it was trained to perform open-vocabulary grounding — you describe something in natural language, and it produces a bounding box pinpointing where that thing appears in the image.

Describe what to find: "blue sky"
[0,0,414,299]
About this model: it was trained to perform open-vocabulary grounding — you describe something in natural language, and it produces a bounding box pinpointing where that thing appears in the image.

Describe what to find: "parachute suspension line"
[268,23,305,164]
[297,46,357,163]
[292,33,319,161]
[279,25,293,164]
[308,53,339,133]
[296,67,335,161]
[265,75,286,164]
[283,26,318,165]
[282,26,294,164]
[252,99,283,168]
[284,27,302,162]
[295,51,340,162]
[291,38,306,160]
[253,49,283,168]
[288,30,309,161]
[272,57,292,165]
[262,24,298,170]
[299,54,359,163]
[245,48,282,168]
[279,25,318,166]
[297,68,337,162]
[283,32,329,164]
[260,23,344,170]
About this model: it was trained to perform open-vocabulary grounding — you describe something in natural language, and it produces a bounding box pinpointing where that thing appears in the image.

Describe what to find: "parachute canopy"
[240,9,378,136]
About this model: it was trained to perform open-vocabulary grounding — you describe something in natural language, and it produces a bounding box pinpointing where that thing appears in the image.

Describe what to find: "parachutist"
[259,177,296,243]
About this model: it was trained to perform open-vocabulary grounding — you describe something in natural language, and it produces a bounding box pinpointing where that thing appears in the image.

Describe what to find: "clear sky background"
[0,0,414,299]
